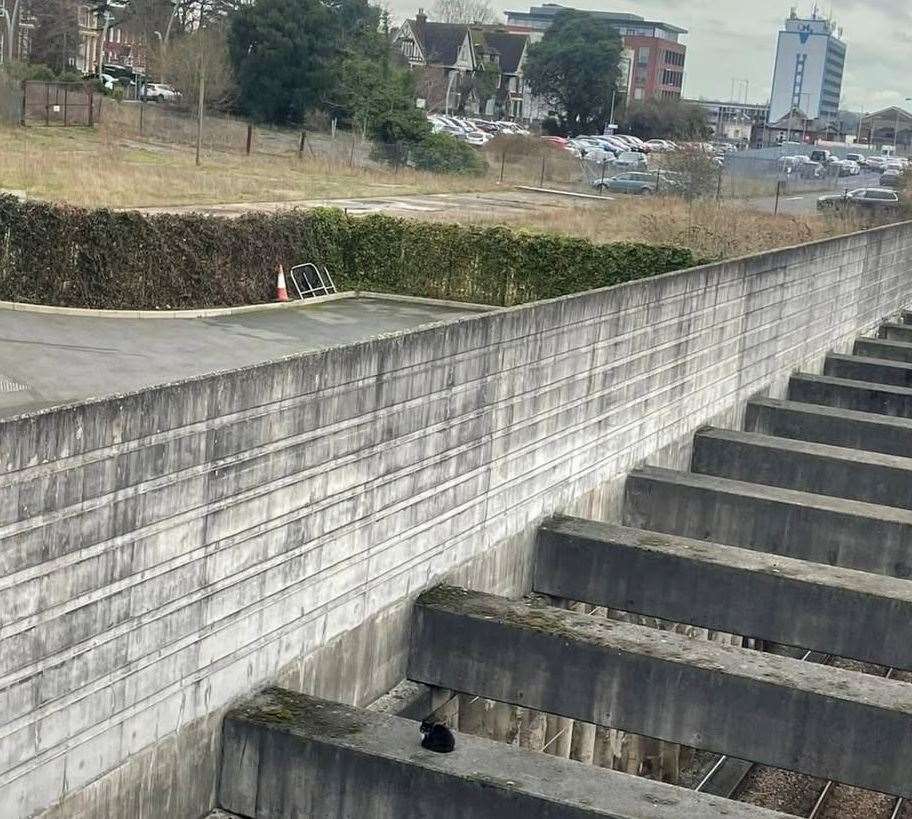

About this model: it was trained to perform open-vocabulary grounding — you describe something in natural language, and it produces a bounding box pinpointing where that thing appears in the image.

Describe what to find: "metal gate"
[22,81,100,127]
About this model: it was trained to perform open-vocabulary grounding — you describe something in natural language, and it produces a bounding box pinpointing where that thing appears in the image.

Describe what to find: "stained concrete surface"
[409,586,912,798]
[0,296,483,418]
[535,518,912,669]
[744,397,912,457]
[219,688,791,819]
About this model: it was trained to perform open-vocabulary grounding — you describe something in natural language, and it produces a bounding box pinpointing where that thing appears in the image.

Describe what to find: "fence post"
[20,81,26,126]
[499,149,506,184]
[349,134,355,167]
[45,82,49,126]
[716,167,723,200]
[246,122,253,155]
[63,86,68,127]
[539,153,546,187]
[139,94,144,135]
[774,180,782,215]
[298,129,306,158]
[655,168,660,193]
[331,117,337,139]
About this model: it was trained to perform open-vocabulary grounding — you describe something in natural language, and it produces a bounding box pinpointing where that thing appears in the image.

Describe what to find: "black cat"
[419,720,456,753]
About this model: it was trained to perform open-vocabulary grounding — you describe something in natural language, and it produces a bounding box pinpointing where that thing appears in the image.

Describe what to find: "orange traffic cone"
[276,264,289,302]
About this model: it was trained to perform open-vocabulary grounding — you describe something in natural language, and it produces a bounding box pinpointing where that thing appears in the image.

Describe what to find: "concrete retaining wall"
[4,221,912,818]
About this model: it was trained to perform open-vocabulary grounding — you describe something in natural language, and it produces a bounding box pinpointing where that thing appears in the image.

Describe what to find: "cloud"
[385,0,912,112]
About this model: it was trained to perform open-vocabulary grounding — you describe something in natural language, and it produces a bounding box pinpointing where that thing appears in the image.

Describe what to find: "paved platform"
[534,518,912,669]
[788,373,912,417]
[745,397,912,457]
[219,688,788,819]
[692,426,912,508]
[0,296,484,418]
[409,586,912,798]
[623,466,912,578]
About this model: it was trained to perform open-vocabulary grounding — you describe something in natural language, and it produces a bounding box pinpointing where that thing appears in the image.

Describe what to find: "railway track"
[694,650,831,800]
[806,668,903,819]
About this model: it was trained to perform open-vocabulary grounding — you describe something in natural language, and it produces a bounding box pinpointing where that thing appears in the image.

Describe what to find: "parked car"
[645,139,676,151]
[616,134,651,152]
[833,159,861,177]
[594,171,659,195]
[817,188,901,212]
[142,83,181,102]
[580,146,615,164]
[612,150,648,170]
[845,152,867,166]
[880,169,904,188]
[809,148,835,165]
[865,155,888,172]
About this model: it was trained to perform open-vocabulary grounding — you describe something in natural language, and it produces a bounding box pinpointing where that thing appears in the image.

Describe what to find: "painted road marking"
[785,196,806,201]
[0,374,26,392]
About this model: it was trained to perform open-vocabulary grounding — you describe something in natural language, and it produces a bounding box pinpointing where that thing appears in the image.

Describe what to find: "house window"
[634,88,644,100]
[637,47,650,65]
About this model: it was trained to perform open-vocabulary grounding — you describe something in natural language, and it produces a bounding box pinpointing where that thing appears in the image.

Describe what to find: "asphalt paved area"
[0,296,484,419]
[134,189,609,220]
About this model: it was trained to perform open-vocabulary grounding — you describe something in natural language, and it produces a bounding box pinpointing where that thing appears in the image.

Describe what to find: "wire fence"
[22,82,100,127]
[72,100,893,206]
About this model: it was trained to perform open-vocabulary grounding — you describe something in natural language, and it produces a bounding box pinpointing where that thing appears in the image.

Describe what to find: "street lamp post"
[98,10,112,80]
[153,2,180,83]
[0,0,20,64]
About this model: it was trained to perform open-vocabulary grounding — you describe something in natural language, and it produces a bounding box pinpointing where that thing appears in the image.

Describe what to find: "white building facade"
[769,10,845,124]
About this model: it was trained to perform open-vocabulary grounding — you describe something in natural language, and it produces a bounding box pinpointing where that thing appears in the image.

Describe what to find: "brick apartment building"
[503,4,686,102]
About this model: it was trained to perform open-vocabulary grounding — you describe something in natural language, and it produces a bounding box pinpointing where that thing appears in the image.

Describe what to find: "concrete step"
[534,518,912,669]
[409,586,912,799]
[854,336,912,365]
[745,397,912,457]
[622,466,912,578]
[788,372,912,418]
[692,426,912,509]
[824,352,912,388]
[880,321,912,343]
[219,688,793,819]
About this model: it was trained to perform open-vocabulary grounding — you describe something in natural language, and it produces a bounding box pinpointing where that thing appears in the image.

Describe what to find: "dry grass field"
[437,195,869,261]
[0,101,501,208]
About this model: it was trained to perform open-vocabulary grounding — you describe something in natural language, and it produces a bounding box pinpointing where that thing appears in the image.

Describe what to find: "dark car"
[817,188,901,212]
[880,170,904,188]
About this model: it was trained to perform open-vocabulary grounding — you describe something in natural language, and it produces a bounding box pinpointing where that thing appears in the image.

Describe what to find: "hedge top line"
[0,196,698,311]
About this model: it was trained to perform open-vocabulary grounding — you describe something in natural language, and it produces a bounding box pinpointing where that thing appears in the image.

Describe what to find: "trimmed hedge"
[0,196,698,309]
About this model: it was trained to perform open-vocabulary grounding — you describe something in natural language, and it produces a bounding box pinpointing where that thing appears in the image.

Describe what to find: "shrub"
[0,196,697,309]
[3,62,56,82]
[410,133,487,176]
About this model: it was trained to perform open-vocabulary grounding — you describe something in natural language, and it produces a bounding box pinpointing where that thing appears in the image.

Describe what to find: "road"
[745,170,885,215]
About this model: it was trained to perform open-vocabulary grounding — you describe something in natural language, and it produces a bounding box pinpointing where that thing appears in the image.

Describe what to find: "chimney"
[416,8,427,27]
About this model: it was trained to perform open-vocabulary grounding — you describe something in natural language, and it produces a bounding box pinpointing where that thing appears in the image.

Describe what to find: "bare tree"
[431,0,497,24]
[166,25,234,107]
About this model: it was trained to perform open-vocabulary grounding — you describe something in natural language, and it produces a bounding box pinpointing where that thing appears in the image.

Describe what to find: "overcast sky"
[384,0,912,113]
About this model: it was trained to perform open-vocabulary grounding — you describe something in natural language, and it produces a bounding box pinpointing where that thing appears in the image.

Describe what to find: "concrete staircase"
[216,314,912,817]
